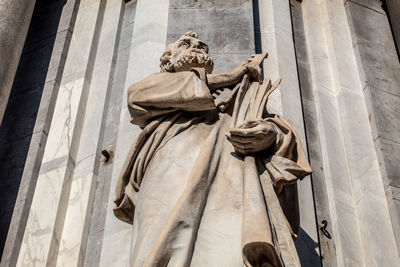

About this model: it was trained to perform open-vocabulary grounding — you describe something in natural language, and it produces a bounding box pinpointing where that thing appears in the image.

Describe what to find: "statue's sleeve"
[127,70,215,127]
[257,115,312,236]
[261,115,312,194]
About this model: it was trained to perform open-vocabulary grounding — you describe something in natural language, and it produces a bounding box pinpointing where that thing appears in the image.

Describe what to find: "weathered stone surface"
[384,0,400,53]
[170,0,249,9]
[15,0,105,265]
[346,0,400,255]
[345,0,385,14]
[56,1,124,266]
[84,3,137,266]
[346,3,400,96]
[0,0,36,124]
[167,0,254,73]
[365,86,400,143]
[0,0,67,262]
[301,0,400,265]
[99,1,169,266]
[378,138,400,188]
[290,0,336,265]
[210,53,252,73]
[346,1,396,52]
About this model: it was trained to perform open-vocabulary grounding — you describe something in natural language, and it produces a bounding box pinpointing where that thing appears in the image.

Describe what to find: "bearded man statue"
[114,32,312,267]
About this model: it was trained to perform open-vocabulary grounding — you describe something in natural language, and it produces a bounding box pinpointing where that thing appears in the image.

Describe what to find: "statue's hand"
[212,87,237,110]
[232,61,262,83]
[244,61,262,83]
[227,120,282,155]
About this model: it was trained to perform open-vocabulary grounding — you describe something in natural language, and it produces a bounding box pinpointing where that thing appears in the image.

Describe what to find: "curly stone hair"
[160,31,205,72]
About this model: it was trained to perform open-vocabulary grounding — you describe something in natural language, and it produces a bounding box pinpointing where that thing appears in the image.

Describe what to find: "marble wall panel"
[167,0,254,73]
[347,1,396,53]
[315,89,363,266]
[301,0,400,265]
[290,2,338,264]
[337,87,399,265]
[98,0,169,266]
[376,137,400,188]
[15,0,106,265]
[84,3,137,265]
[57,156,98,267]
[366,86,400,146]
[344,0,386,13]
[56,1,124,266]
[345,0,400,255]
[385,0,400,52]
[16,165,70,266]
[301,0,364,265]
[0,0,77,265]
[170,0,249,9]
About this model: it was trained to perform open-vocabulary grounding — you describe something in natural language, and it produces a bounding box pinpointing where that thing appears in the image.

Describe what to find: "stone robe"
[114,69,311,267]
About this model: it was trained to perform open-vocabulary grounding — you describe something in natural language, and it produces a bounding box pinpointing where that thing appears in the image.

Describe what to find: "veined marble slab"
[16,0,105,265]
[56,1,124,266]
[301,0,400,265]
[99,0,170,266]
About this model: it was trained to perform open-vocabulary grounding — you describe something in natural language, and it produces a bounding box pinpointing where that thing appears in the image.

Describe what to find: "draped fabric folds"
[114,69,311,267]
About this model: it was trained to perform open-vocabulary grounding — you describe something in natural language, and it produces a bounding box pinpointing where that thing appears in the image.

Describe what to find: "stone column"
[0,0,36,124]
[257,0,321,265]
[300,0,400,265]
[98,1,170,265]
[345,0,400,257]
[15,0,106,265]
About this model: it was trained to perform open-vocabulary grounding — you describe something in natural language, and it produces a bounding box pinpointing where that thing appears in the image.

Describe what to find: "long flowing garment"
[114,69,311,267]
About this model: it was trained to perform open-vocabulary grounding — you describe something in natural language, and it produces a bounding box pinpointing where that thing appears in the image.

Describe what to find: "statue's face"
[161,34,214,74]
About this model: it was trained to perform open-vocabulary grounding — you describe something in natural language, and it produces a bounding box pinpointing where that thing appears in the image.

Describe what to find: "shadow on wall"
[296,227,322,267]
[0,0,66,258]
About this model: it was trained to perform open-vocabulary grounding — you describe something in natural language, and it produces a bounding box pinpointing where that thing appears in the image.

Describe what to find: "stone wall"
[385,0,400,54]
[292,0,400,265]
[0,0,66,259]
[345,0,400,257]
[1,0,399,266]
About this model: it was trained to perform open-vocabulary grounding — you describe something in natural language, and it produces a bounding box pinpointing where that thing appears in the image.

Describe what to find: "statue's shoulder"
[136,71,192,83]
[128,71,197,94]
[128,72,170,89]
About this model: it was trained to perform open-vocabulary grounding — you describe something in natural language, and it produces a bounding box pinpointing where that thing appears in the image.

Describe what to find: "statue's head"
[160,31,214,74]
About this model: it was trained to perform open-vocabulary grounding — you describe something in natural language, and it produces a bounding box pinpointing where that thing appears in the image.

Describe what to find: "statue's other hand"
[245,62,262,83]
[226,120,282,155]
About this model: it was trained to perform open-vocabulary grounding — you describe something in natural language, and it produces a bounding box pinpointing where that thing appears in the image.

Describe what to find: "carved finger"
[238,120,258,129]
[229,128,253,137]
[227,137,249,150]
[227,137,261,154]
[227,134,255,144]
[235,147,254,156]
[229,130,249,137]
[234,147,247,156]
[231,130,268,139]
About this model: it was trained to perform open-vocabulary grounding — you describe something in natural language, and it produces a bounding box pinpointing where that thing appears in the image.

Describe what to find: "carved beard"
[173,51,214,73]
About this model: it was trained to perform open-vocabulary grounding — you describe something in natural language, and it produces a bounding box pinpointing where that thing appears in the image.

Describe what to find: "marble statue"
[114,32,312,267]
